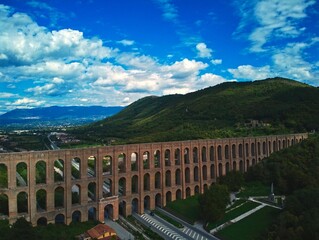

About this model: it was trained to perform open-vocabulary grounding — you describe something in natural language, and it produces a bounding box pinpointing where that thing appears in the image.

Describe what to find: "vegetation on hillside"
[245,134,319,239]
[70,78,319,145]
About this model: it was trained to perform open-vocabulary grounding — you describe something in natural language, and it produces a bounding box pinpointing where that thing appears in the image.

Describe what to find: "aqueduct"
[0,133,307,226]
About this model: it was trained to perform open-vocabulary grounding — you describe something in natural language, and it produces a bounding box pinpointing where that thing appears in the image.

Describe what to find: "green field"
[236,182,270,198]
[216,206,280,240]
[207,201,260,230]
[165,195,200,224]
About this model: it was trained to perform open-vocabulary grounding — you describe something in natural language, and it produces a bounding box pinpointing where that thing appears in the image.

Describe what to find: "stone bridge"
[0,133,307,226]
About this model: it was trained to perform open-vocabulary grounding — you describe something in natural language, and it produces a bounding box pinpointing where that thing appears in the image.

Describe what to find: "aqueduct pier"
[0,133,307,226]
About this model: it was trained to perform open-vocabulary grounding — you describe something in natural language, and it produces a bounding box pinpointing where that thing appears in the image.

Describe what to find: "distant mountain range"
[0,106,124,129]
[71,77,319,144]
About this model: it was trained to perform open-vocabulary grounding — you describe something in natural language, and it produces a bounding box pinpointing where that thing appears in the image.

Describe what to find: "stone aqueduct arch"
[0,133,307,226]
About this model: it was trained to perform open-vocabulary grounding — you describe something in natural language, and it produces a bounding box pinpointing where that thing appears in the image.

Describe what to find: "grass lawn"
[207,201,260,230]
[216,206,280,240]
[165,195,200,224]
[236,182,270,198]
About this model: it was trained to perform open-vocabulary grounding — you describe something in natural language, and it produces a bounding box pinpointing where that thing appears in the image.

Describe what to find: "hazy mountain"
[0,106,124,129]
[71,77,319,144]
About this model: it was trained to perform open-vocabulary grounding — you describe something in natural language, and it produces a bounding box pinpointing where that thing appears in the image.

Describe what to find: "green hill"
[71,77,319,145]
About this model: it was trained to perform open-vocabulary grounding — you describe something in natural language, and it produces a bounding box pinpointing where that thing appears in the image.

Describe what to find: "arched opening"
[233,161,237,171]
[278,140,281,150]
[175,148,181,165]
[225,162,230,173]
[17,192,28,213]
[175,169,181,185]
[283,140,286,148]
[119,200,126,216]
[185,168,190,183]
[144,173,150,191]
[193,166,199,182]
[210,146,214,161]
[55,214,65,224]
[269,141,272,153]
[225,145,229,159]
[88,207,97,221]
[155,172,161,189]
[35,161,46,184]
[72,184,80,205]
[204,184,208,192]
[72,210,81,223]
[119,177,126,196]
[193,147,198,163]
[263,142,266,155]
[232,144,236,159]
[202,146,207,162]
[202,165,207,180]
[54,159,64,182]
[71,157,81,179]
[55,186,64,208]
[217,145,222,160]
[210,164,215,179]
[36,189,47,212]
[273,141,276,152]
[155,193,162,207]
[87,156,96,177]
[166,191,172,203]
[246,159,250,171]
[88,182,96,202]
[16,162,27,187]
[165,170,171,187]
[104,204,113,220]
[143,152,150,169]
[194,185,200,195]
[0,194,9,217]
[176,189,182,200]
[102,155,112,175]
[37,217,47,226]
[258,142,261,155]
[218,163,223,177]
[0,163,8,188]
[186,187,191,197]
[132,198,138,213]
[154,150,161,168]
[165,149,171,166]
[144,195,150,210]
[251,143,255,156]
[118,153,126,173]
[131,175,138,194]
[238,144,243,158]
[103,178,112,197]
[239,160,244,173]
[245,143,249,157]
[131,153,138,171]
[184,148,190,164]
[252,159,256,166]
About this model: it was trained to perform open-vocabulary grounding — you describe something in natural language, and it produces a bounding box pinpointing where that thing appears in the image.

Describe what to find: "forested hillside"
[71,77,319,145]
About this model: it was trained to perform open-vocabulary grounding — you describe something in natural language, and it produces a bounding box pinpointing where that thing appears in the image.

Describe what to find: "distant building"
[77,224,119,240]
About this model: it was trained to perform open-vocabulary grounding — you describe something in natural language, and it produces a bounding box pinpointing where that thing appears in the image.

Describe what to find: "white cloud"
[211,59,222,65]
[117,39,135,46]
[154,0,178,22]
[248,0,315,52]
[196,43,212,58]
[228,65,273,80]
[26,77,69,96]
[10,97,45,108]
[198,73,227,87]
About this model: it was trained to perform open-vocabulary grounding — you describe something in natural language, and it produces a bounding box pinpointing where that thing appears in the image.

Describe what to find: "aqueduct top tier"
[0,133,307,226]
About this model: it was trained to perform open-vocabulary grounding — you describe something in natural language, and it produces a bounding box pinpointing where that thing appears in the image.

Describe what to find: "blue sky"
[0,0,318,114]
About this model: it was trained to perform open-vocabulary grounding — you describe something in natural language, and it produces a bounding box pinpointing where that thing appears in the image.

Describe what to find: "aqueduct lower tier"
[0,133,307,226]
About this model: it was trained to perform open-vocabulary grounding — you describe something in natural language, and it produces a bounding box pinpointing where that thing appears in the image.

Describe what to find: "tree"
[219,170,244,192]
[9,217,36,240]
[198,184,229,224]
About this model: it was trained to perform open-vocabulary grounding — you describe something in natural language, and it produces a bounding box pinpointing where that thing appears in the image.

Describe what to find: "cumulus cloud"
[228,65,273,80]
[0,4,232,113]
[196,43,212,58]
[10,97,45,108]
